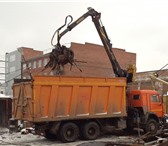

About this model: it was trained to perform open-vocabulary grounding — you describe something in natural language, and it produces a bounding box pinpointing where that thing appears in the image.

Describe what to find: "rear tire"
[59,122,79,142]
[145,119,159,134]
[82,121,100,140]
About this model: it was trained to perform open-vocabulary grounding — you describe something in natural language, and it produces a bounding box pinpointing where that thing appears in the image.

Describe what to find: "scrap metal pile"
[77,129,168,146]
[45,44,74,73]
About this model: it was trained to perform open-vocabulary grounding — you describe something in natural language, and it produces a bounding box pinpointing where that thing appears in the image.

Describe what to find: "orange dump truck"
[12,75,166,142]
[13,76,127,122]
[12,75,127,142]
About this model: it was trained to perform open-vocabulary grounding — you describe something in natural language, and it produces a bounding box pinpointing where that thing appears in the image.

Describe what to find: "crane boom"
[46,7,135,83]
[149,74,168,86]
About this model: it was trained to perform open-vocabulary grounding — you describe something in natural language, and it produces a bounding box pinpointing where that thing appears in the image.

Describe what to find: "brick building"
[22,42,136,79]
[5,42,136,95]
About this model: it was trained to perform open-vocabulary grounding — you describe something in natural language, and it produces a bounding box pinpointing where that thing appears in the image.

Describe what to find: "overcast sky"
[0,0,168,73]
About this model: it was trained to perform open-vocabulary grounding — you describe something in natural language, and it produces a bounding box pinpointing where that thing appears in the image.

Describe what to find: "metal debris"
[45,44,74,74]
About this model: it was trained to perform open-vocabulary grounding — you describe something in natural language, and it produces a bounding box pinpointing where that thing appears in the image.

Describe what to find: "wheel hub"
[66,129,73,137]
[88,128,95,135]
[150,124,156,131]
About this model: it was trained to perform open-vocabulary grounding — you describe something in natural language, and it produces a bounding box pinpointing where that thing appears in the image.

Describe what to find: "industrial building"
[22,42,136,78]
[5,47,43,95]
[132,69,168,95]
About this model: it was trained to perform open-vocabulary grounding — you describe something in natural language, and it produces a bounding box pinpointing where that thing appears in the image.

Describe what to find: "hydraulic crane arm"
[46,7,135,82]
[149,64,168,89]
[58,8,96,41]
[150,74,168,85]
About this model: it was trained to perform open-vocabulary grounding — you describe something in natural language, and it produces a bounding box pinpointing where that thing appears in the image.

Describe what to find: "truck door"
[150,94,164,117]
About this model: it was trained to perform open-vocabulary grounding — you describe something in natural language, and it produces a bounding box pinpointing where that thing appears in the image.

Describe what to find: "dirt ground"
[0,128,144,146]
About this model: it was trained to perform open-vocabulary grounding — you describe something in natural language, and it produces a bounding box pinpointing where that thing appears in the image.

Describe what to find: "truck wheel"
[145,119,159,134]
[44,129,56,140]
[59,122,79,142]
[82,121,100,140]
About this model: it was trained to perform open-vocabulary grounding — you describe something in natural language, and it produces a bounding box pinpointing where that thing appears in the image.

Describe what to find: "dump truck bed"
[13,75,127,122]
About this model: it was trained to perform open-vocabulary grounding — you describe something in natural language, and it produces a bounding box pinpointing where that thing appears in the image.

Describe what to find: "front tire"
[59,122,79,142]
[145,119,159,134]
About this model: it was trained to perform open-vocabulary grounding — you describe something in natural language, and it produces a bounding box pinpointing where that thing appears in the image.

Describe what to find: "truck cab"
[127,90,164,133]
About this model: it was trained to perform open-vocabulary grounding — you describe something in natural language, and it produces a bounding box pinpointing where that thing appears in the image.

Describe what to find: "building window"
[23,64,26,70]
[27,76,31,79]
[6,74,8,78]
[43,58,48,66]
[44,72,47,75]
[9,66,15,73]
[28,62,31,68]
[50,71,53,75]
[38,60,42,68]
[9,54,16,62]
[33,61,36,69]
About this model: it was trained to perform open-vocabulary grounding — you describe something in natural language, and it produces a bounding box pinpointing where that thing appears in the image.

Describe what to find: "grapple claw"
[45,44,74,74]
